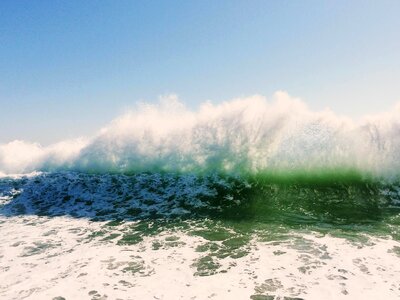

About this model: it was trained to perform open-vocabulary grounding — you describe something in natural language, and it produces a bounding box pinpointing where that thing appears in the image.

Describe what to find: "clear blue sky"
[1,1,400,144]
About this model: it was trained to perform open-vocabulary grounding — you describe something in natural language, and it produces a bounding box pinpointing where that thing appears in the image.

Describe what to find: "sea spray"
[1,92,400,179]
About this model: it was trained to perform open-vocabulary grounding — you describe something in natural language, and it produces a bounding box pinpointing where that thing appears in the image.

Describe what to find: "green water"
[2,171,400,242]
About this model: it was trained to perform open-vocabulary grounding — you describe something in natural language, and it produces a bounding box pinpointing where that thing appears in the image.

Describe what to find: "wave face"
[0,172,399,239]
[1,92,400,179]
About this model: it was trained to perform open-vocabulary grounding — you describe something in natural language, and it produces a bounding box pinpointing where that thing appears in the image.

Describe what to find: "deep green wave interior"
[0,170,399,241]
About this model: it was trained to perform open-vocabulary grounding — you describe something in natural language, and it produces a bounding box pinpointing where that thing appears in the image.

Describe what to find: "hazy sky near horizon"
[1,1,400,145]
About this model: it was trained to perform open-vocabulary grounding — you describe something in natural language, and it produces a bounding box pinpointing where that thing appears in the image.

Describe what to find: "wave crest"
[2,92,400,178]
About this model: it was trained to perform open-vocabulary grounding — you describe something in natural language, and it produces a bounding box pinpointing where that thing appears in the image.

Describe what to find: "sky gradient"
[1,1,400,144]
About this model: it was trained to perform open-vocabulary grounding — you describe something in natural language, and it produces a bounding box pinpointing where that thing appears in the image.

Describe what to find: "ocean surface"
[1,94,400,299]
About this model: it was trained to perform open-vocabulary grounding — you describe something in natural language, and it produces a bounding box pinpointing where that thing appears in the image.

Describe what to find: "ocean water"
[1,94,400,299]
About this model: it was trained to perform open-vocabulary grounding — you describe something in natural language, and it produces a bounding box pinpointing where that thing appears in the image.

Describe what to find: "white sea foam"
[1,92,400,177]
[0,215,399,300]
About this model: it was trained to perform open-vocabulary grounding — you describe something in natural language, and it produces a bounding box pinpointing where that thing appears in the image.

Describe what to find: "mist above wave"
[1,91,400,177]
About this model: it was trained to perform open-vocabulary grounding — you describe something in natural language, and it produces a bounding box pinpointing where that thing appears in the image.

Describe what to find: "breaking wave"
[1,92,400,180]
[2,93,400,300]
